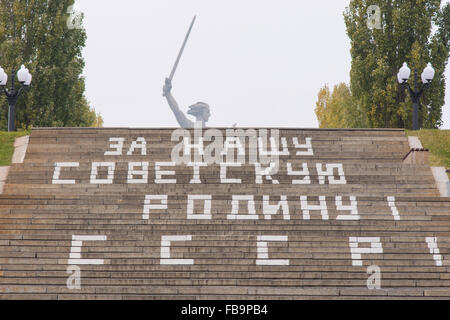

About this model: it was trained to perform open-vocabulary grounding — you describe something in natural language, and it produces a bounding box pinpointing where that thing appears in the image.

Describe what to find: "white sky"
[76,0,450,129]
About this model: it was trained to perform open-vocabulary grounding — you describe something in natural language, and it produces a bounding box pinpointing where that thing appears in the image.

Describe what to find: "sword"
[168,15,196,82]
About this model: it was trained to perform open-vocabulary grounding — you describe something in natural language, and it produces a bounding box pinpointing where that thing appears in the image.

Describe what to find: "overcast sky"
[76,0,449,129]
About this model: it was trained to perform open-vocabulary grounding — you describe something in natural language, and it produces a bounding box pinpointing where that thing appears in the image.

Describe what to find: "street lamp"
[397,62,435,130]
[0,65,32,132]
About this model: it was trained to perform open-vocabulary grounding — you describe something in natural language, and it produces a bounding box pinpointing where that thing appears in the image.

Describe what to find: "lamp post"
[397,62,435,130]
[0,65,32,132]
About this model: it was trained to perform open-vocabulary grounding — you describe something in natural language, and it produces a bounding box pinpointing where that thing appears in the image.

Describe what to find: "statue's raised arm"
[163,78,194,128]
[163,78,210,128]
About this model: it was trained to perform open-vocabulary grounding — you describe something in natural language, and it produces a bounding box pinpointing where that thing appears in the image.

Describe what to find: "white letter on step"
[335,196,359,220]
[387,196,400,220]
[52,162,79,184]
[221,137,245,163]
[227,195,258,220]
[155,162,176,184]
[127,162,149,184]
[68,235,107,265]
[349,237,383,266]
[255,162,279,184]
[184,137,204,163]
[104,137,124,155]
[160,235,194,265]
[425,237,443,266]
[258,136,289,156]
[90,162,115,184]
[187,195,212,220]
[263,195,290,220]
[300,196,328,220]
[188,162,207,184]
[287,162,310,184]
[220,162,242,184]
[256,235,289,266]
[292,137,313,156]
[142,195,168,220]
[127,137,147,155]
[316,163,346,184]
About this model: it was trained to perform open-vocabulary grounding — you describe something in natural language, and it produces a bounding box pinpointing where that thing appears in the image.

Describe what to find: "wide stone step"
[1,128,448,300]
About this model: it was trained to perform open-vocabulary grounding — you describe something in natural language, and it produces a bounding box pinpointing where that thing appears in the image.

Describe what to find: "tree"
[315,83,366,128]
[315,85,332,128]
[0,0,97,130]
[343,0,449,129]
[90,109,104,128]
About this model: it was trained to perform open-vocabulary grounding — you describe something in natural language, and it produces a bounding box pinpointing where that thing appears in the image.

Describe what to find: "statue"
[163,78,210,128]
[163,16,212,128]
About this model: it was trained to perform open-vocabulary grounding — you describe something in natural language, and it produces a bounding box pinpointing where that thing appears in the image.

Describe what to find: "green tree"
[344,0,449,129]
[315,83,366,128]
[0,0,96,130]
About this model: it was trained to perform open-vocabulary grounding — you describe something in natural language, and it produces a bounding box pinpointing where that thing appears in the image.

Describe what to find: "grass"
[0,131,31,166]
[405,129,450,178]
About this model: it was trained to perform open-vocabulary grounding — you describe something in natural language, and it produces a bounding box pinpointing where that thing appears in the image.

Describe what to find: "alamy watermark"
[66,4,83,30]
[66,265,81,290]
[366,265,381,289]
[170,125,282,174]
[367,5,382,30]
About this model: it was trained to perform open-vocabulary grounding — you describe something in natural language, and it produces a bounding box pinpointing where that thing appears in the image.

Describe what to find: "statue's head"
[187,102,210,123]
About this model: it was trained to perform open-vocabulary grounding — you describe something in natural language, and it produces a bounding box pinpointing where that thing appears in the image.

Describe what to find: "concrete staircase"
[0,128,449,299]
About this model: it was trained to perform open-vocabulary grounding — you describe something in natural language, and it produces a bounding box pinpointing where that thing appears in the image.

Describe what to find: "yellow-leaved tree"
[315,83,365,128]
